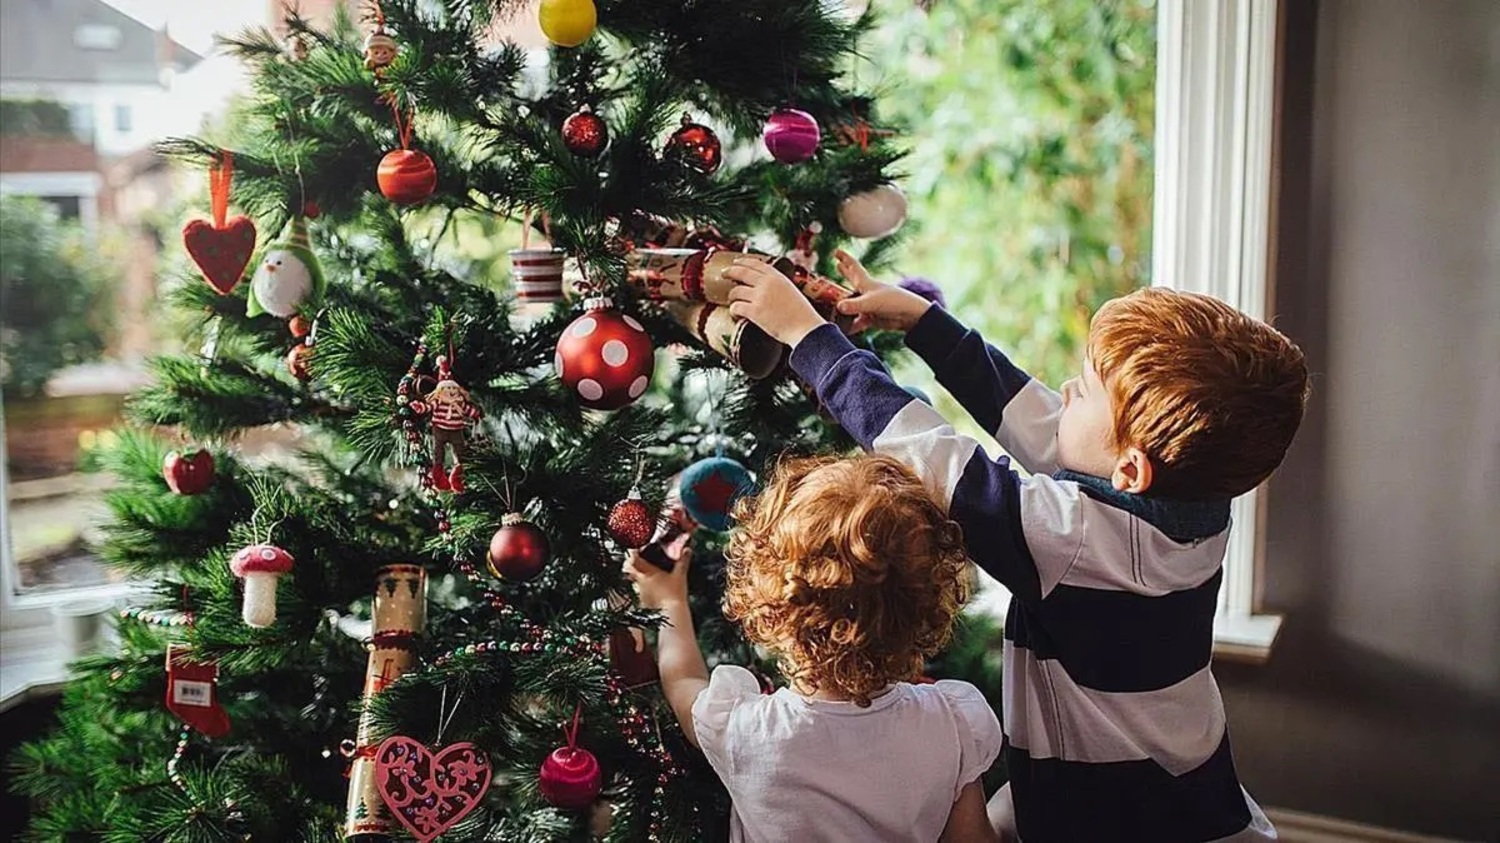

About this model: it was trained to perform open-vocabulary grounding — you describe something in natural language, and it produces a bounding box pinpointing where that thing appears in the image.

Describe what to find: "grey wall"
[1216,1,1500,839]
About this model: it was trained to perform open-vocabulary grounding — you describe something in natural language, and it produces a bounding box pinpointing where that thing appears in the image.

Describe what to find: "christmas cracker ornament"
[247,216,325,318]
[182,151,256,294]
[662,300,785,380]
[345,564,429,839]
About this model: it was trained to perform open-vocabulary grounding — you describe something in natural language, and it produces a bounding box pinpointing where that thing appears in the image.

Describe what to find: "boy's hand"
[723,259,827,347]
[624,544,692,610]
[833,249,933,333]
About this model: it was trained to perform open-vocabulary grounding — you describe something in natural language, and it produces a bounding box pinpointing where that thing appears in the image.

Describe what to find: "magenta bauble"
[763,108,820,164]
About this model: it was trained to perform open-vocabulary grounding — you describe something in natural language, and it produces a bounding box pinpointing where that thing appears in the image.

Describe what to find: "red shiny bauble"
[286,342,314,381]
[763,108,821,164]
[538,745,602,810]
[377,148,437,205]
[288,315,311,338]
[606,491,654,549]
[664,115,722,174]
[487,514,550,582]
[302,199,321,219]
[554,297,655,411]
[163,449,214,495]
[562,106,608,157]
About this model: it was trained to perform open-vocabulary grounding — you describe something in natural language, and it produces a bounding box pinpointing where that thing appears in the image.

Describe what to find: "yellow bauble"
[539,0,597,47]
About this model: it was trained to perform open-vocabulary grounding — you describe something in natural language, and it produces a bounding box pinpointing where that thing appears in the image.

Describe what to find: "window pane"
[114,104,132,133]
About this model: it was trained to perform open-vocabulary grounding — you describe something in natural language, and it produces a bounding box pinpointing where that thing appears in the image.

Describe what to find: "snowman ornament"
[247,216,326,319]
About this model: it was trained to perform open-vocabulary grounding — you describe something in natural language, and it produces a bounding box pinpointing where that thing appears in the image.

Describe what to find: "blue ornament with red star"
[678,456,754,532]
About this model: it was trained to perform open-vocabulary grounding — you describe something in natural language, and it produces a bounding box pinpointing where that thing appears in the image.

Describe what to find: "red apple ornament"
[163,449,215,495]
[539,744,601,809]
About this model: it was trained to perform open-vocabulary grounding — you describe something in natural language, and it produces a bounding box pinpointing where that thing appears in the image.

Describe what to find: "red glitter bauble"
[562,106,608,157]
[487,513,550,582]
[538,746,601,810]
[664,114,722,174]
[554,297,655,411]
[606,491,654,549]
[377,149,437,205]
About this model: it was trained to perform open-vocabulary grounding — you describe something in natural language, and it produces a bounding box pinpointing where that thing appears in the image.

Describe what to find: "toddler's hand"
[624,544,692,610]
[723,259,827,347]
[833,249,933,333]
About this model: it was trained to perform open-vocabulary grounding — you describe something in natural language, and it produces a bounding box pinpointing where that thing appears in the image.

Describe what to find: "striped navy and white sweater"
[789,308,1277,843]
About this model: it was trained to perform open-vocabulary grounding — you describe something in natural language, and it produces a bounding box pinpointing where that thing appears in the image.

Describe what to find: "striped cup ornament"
[509,248,567,303]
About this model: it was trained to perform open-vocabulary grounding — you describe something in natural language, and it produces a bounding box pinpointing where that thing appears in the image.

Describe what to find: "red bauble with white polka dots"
[554,297,654,411]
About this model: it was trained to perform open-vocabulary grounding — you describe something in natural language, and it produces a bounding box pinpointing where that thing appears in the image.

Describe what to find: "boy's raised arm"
[904,306,1064,477]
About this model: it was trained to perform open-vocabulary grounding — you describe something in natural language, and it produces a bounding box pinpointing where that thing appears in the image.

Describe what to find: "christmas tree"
[9,1,991,840]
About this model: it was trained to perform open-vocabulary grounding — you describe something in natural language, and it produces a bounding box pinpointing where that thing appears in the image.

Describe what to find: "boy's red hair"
[1088,287,1310,499]
[724,454,970,706]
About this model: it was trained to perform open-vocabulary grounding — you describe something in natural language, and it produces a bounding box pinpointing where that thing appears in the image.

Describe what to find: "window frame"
[1150,0,1284,660]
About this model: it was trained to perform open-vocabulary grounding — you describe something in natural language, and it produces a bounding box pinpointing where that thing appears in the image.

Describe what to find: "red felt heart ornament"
[183,216,256,294]
[374,737,492,842]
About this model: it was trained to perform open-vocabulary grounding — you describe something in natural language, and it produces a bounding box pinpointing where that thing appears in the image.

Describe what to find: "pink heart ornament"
[374,736,492,842]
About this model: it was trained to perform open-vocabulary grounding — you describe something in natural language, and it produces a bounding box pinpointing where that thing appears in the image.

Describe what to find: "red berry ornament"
[487,513,550,582]
[554,297,655,411]
[664,114,722,174]
[763,108,821,163]
[163,449,215,495]
[539,746,601,809]
[606,489,654,549]
[286,342,314,381]
[562,106,608,157]
[377,149,437,205]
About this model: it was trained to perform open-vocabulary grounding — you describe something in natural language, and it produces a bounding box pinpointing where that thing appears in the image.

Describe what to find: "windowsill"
[964,581,1283,665]
[0,625,74,714]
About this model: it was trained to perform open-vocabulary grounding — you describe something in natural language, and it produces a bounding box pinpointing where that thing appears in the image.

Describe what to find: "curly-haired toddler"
[626,453,1002,843]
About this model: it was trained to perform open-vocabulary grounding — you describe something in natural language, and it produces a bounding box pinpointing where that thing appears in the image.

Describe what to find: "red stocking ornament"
[165,643,231,737]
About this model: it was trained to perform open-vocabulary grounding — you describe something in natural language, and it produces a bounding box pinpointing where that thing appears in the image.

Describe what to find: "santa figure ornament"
[408,355,480,493]
[554,297,655,411]
[248,216,326,319]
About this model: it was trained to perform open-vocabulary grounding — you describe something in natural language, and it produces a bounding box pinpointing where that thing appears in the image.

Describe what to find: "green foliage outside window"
[0,196,119,398]
[869,0,1156,392]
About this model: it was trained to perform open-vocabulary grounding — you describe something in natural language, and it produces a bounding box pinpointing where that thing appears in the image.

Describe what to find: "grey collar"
[1054,469,1230,542]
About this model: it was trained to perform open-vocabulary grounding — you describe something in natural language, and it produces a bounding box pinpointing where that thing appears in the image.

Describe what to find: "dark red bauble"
[487,513,550,582]
[377,149,437,205]
[286,342,314,381]
[664,115,722,174]
[562,106,608,157]
[538,746,602,810]
[288,315,311,338]
[606,491,654,549]
[554,297,655,411]
[302,200,321,219]
[163,449,215,495]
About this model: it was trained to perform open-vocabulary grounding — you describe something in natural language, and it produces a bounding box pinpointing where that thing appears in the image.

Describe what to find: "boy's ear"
[1111,447,1154,495]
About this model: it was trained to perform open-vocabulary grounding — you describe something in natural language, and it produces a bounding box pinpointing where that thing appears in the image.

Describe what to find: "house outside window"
[113,103,131,134]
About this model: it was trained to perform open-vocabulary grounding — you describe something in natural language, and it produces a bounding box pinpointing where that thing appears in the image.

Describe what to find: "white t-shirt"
[691,664,1002,843]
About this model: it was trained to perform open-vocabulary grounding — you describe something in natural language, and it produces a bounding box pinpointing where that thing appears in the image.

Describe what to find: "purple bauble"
[763,108,820,164]
[899,276,947,310]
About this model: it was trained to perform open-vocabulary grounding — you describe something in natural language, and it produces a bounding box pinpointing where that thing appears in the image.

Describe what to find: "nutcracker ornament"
[407,355,480,493]
[247,215,325,319]
[364,29,398,74]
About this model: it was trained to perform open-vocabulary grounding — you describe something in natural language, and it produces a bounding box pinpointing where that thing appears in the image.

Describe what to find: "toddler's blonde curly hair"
[724,453,971,707]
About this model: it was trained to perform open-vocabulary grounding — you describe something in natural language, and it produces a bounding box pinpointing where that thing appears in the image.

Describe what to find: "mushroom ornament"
[230,544,295,628]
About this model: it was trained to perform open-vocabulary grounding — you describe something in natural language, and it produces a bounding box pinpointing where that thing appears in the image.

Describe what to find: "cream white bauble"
[837,184,908,239]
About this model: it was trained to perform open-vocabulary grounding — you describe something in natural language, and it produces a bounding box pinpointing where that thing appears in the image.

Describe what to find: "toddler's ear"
[1111,447,1154,494]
